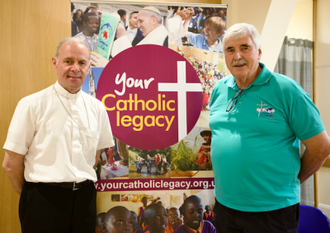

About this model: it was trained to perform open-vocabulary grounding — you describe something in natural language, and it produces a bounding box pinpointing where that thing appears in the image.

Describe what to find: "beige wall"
[0,0,71,232]
[286,0,313,40]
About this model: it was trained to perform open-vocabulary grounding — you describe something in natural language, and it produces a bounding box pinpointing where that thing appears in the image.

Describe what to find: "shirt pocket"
[82,129,99,166]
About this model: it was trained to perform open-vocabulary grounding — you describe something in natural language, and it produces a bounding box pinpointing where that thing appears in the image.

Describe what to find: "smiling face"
[204,24,222,45]
[183,198,203,230]
[137,11,156,37]
[104,207,133,233]
[83,16,99,35]
[52,42,90,94]
[223,34,262,84]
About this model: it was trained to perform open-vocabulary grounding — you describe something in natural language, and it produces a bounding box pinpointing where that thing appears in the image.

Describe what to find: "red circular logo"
[97,45,202,150]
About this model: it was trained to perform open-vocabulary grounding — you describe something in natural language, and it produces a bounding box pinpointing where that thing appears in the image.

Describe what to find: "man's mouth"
[68,75,81,79]
[232,60,247,67]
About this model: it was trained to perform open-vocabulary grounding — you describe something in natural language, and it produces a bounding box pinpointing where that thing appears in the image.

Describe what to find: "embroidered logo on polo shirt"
[256,101,275,118]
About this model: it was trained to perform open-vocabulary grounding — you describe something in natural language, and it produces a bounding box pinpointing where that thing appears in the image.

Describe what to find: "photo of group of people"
[95,125,213,181]
[70,3,227,59]
[96,138,130,180]
[129,147,172,179]
[96,190,216,233]
[175,46,227,112]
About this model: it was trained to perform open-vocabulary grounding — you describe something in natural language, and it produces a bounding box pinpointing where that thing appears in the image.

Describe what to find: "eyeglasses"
[226,89,243,112]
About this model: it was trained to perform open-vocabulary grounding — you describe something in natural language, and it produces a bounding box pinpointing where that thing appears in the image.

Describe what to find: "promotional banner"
[71,1,227,232]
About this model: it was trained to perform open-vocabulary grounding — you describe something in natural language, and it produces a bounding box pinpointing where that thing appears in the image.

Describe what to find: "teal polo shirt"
[209,63,324,212]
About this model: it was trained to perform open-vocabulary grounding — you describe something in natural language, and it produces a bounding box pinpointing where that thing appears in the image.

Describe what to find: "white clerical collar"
[54,81,81,99]
[127,26,137,33]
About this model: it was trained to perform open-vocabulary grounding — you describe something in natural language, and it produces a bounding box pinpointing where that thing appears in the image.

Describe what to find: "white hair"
[223,23,261,50]
[140,8,162,24]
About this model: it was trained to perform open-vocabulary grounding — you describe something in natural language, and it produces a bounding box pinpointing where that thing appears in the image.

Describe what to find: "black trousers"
[19,181,96,233]
[213,199,299,233]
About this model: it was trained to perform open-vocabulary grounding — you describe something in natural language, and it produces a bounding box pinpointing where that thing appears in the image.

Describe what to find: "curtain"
[274,36,314,206]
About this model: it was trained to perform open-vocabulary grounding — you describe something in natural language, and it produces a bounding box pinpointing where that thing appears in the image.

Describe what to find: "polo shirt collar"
[224,62,272,90]
[55,81,81,99]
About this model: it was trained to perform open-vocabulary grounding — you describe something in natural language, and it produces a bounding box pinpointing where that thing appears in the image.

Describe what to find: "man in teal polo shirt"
[209,23,330,233]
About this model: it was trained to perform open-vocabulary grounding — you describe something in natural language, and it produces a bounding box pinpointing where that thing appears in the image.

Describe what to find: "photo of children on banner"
[203,205,214,225]
[95,193,215,233]
[138,196,161,233]
[182,7,226,53]
[130,146,171,178]
[174,195,216,233]
[194,128,211,170]
[97,139,129,180]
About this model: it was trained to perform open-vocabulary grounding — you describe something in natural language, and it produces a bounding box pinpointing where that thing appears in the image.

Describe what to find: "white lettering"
[114,72,155,96]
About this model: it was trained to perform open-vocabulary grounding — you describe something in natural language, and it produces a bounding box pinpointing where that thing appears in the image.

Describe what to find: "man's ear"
[258,48,262,60]
[51,57,57,70]
[151,16,158,26]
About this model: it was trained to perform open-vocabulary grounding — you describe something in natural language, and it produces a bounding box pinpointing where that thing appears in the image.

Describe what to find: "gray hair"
[140,9,162,24]
[223,23,261,51]
[54,37,90,60]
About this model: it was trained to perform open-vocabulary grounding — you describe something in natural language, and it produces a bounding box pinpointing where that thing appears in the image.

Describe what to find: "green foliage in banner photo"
[171,138,200,171]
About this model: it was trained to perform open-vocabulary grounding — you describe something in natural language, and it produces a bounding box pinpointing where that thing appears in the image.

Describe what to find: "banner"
[71,1,227,232]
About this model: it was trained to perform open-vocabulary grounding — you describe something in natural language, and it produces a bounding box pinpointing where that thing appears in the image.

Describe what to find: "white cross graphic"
[158,61,202,141]
[257,101,267,117]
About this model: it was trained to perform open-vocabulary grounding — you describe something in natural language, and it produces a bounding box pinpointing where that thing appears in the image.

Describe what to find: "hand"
[116,23,127,39]
[177,8,194,21]
[91,52,109,67]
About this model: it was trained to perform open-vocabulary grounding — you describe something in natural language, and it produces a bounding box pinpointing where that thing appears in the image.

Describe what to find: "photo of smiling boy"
[144,204,168,233]
[103,206,133,233]
[165,207,182,233]
[173,195,216,233]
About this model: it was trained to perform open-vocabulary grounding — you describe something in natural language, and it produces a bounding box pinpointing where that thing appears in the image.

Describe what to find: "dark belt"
[41,180,92,190]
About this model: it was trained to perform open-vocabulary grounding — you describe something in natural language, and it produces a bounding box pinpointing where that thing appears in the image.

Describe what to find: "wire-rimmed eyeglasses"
[226,89,243,112]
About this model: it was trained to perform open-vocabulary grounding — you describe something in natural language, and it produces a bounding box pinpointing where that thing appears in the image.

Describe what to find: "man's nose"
[234,51,242,60]
[71,62,79,72]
